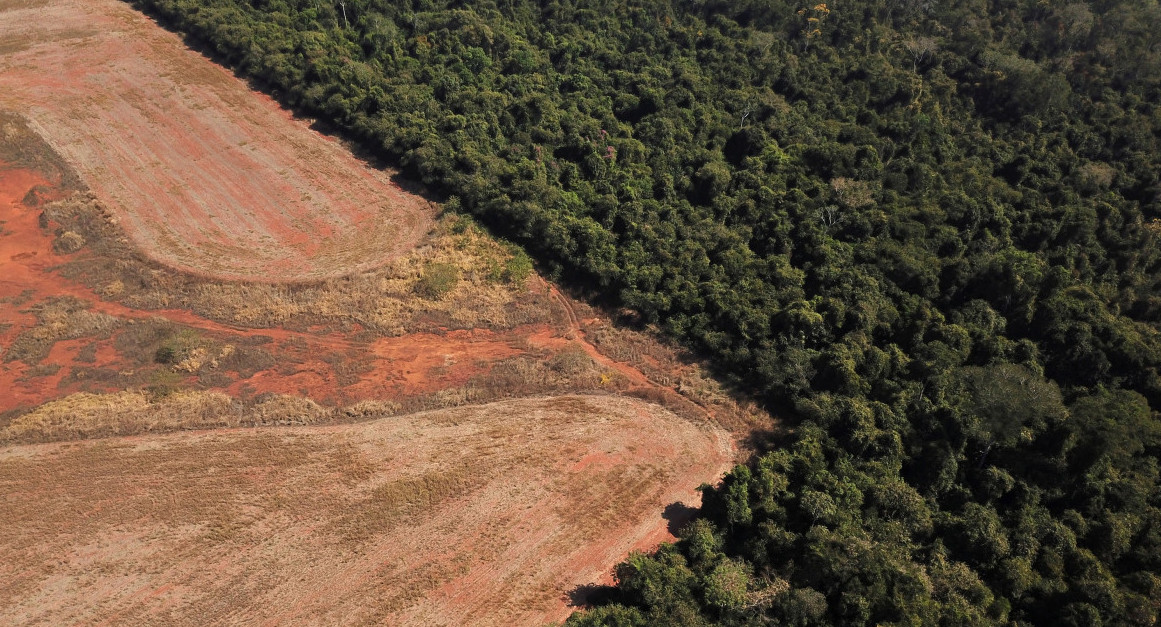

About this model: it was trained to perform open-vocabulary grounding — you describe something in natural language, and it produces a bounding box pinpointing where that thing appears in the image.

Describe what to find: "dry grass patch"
[0,110,83,189]
[341,398,402,419]
[585,319,770,433]
[396,346,628,414]
[0,390,350,444]
[47,196,552,335]
[110,318,275,380]
[3,297,120,364]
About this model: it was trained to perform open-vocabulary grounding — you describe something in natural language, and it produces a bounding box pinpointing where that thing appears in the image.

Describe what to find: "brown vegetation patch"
[4,296,120,364]
[46,190,552,335]
[0,110,82,190]
[0,386,404,445]
[0,395,734,626]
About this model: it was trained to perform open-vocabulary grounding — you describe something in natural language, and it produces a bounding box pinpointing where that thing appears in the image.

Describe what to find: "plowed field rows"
[0,396,733,626]
[0,0,431,280]
[0,1,758,624]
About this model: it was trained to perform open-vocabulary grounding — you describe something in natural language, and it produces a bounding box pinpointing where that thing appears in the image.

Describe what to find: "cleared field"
[0,395,733,626]
[0,0,432,281]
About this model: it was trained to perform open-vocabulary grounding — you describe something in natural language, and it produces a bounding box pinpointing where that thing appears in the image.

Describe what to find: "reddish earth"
[0,0,432,281]
[0,163,527,410]
[0,166,696,416]
[0,396,734,626]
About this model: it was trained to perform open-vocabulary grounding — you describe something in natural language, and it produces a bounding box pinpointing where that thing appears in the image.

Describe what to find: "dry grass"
[584,320,770,433]
[340,398,402,419]
[184,216,548,333]
[0,110,83,189]
[0,395,735,626]
[3,297,120,364]
[0,389,356,444]
[396,346,629,414]
[46,194,553,334]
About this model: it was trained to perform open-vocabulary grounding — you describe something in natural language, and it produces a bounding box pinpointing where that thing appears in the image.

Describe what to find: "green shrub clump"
[417,262,459,299]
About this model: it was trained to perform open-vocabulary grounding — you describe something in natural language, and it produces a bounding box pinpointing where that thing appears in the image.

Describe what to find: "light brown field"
[0,395,734,626]
[0,0,432,281]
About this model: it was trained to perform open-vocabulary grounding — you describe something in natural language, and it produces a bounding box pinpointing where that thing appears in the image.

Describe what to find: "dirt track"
[0,0,432,281]
[0,395,734,626]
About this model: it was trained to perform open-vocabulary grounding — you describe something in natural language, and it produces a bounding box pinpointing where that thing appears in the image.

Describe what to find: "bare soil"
[0,0,433,281]
[0,395,734,626]
[1,164,764,434]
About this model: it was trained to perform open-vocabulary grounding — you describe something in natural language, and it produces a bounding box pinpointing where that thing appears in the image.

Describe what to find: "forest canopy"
[126,0,1161,623]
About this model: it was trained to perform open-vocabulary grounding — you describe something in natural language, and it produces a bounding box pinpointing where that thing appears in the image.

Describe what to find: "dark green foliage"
[124,0,1161,623]
[154,329,203,365]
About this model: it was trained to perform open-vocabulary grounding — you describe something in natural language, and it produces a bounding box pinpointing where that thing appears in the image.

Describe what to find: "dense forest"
[126,0,1161,623]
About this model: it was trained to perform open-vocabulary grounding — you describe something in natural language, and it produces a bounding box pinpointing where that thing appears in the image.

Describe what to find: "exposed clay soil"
[2,164,754,430]
[0,0,432,281]
[0,395,734,626]
[0,163,538,412]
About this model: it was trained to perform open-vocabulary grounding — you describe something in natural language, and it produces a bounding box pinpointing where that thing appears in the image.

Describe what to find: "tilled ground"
[0,0,432,281]
[0,1,769,623]
[0,395,734,626]
[0,143,754,627]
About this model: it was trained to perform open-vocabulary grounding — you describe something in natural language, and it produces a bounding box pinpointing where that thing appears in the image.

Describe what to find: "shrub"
[503,247,534,285]
[417,262,459,299]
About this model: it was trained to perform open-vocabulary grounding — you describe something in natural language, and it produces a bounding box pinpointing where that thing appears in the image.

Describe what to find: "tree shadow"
[566,583,618,608]
[662,501,699,536]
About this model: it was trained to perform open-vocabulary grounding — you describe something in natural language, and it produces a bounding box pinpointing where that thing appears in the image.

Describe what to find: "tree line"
[127,0,1161,623]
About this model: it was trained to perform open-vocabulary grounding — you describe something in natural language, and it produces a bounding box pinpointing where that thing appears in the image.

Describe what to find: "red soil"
[0,166,120,407]
[0,164,505,409]
[1,165,736,623]
[0,172,676,414]
[0,0,432,281]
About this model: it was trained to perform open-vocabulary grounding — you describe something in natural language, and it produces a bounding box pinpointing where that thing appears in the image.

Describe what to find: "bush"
[53,231,85,254]
[417,262,459,299]
[503,247,534,285]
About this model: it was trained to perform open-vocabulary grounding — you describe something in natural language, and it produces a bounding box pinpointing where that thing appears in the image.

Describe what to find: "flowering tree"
[796,3,831,50]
